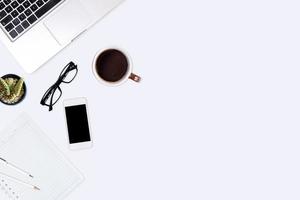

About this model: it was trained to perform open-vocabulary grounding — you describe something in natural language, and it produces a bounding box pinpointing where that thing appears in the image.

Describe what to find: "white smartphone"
[63,98,93,150]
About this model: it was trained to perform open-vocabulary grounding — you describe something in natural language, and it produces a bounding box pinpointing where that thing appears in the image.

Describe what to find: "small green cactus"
[13,78,24,97]
[0,77,25,104]
[0,78,10,96]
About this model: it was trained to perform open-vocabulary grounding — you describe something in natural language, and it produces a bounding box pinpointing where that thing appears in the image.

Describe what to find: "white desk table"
[1,0,300,199]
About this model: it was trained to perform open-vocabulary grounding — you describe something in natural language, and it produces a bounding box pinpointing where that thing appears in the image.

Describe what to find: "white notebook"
[0,114,84,200]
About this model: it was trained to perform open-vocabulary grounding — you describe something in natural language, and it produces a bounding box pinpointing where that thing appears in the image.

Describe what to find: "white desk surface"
[1,0,300,199]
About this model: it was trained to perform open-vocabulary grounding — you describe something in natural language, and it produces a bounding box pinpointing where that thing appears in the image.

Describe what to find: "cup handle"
[129,73,141,82]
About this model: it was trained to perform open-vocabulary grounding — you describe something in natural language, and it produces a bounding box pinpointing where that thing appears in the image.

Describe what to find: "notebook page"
[0,187,9,199]
[0,114,84,200]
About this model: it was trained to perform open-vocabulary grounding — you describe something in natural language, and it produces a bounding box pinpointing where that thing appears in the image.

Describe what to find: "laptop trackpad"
[44,1,93,45]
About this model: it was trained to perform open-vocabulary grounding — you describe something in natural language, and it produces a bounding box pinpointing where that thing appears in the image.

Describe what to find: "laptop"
[0,0,124,73]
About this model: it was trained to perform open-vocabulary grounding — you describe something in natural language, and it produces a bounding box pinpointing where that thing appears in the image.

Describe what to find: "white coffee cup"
[92,48,141,86]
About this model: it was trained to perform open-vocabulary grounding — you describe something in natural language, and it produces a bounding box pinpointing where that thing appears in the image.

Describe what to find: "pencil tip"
[34,186,40,191]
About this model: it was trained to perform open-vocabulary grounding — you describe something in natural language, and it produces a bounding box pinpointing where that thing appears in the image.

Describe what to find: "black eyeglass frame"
[40,62,78,111]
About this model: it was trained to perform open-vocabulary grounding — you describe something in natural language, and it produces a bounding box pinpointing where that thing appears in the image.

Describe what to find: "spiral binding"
[0,178,19,200]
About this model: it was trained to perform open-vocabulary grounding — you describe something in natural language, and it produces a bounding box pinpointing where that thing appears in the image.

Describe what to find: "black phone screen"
[65,104,91,144]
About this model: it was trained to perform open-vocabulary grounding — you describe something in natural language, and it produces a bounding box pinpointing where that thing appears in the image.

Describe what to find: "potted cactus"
[0,74,26,105]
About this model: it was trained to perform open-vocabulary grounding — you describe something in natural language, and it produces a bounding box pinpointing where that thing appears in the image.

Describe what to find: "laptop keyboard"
[0,0,63,41]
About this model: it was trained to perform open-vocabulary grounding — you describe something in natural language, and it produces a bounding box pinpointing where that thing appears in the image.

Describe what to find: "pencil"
[0,171,40,191]
[0,157,34,178]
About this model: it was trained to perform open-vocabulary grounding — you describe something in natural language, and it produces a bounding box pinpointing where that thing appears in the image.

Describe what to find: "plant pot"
[0,74,26,106]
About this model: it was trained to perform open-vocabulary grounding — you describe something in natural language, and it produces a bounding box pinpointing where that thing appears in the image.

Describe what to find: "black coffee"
[95,49,128,82]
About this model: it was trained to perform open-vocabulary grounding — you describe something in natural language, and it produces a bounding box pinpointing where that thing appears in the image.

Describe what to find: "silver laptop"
[0,0,124,73]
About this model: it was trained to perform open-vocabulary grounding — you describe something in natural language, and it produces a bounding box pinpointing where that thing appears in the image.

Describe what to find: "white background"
[1,0,300,199]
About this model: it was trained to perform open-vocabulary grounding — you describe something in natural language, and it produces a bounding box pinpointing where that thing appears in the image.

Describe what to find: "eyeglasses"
[40,62,78,111]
